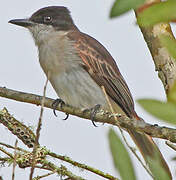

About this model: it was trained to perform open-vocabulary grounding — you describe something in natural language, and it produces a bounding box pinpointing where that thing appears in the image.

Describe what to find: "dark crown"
[30,6,75,30]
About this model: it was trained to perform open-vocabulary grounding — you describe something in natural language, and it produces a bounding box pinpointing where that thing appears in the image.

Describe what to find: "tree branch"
[135,0,176,93]
[0,145,85,180]
[0,106,118,179]
[1,86,176,142]
[29,75,49,180]
[0,140,118,180]
[48,151,118,180]
[166,141,176,151]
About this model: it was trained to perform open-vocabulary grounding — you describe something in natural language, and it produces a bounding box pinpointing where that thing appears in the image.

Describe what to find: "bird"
[9,6,171,178]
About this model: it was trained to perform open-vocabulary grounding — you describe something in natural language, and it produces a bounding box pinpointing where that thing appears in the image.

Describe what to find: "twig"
[101,86,153,178]
[0,157,10,168]
[40,161,85,180]
[0,146,13,159]
[29,75,49,180]
[1,87,176,143]
[32,171,56,180]
[12,140,18,180]
[0,157,10,162]
[48,151,118,180]
[0,146,83,180]
[0,139,118,180]
[0,142,27,153]
[166,141,176,151]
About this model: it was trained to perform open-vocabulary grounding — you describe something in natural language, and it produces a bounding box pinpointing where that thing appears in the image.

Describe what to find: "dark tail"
[128,129,172,179]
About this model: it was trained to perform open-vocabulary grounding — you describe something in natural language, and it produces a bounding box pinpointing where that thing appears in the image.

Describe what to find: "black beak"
[8,19,34,27]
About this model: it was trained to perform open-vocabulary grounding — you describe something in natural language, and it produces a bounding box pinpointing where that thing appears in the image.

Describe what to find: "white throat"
[28,24,68,46]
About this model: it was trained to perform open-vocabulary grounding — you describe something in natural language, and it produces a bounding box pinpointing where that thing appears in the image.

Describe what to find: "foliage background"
[0,0,175,179]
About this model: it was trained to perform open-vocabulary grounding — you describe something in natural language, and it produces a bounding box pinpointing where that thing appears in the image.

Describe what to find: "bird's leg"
[51,98,69,120]
[83,104,101,127]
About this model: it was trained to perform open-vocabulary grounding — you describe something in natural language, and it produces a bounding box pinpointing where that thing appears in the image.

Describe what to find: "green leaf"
[110,0,145,18]
[168,81,176,103]
[137,99,176,124]
[137,0,176,27]
[147,156,171,180]
[160,35,176,60]
[108,128,136,180]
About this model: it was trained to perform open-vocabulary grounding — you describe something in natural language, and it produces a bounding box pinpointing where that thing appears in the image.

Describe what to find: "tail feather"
[128,129,172,179]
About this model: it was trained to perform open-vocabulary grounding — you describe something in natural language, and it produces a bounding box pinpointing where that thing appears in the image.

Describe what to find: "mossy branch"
[0,108,118,180]
[1,86,176,143]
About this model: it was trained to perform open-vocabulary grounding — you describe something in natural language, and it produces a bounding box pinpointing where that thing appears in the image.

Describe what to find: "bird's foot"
[51,98,69,120]
[83,104,101,127]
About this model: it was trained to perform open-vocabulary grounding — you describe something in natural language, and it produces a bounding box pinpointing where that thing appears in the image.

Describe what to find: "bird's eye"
[43,16,52,23]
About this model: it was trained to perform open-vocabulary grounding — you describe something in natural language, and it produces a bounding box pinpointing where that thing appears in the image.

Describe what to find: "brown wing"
[67,31,136,118]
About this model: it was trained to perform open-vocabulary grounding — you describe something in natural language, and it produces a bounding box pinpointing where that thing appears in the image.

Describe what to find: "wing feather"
[67,31,136,118]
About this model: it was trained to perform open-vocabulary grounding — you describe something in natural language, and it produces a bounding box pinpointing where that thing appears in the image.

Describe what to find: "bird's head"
[9,6,76,45]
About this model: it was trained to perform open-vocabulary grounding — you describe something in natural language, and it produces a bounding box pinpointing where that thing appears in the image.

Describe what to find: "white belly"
[50,66,107,109]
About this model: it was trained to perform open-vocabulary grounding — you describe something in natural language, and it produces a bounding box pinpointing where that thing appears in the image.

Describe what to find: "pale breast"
[37,31,107,109]
[38,31,75,74]
[50,66,107,109]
